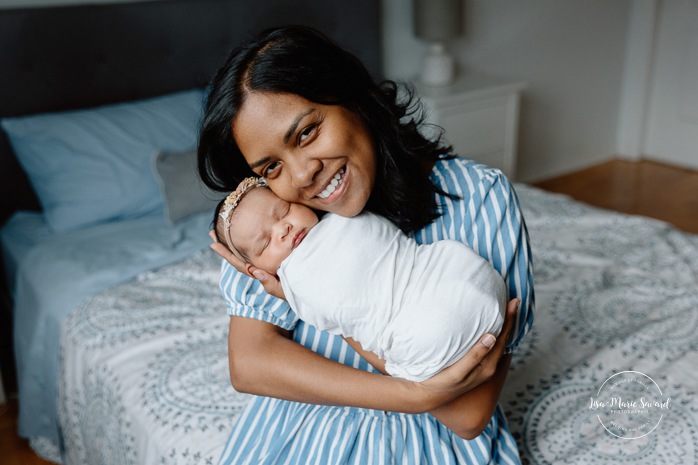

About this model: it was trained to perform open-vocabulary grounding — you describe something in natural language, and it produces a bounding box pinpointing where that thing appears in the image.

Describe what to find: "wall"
[4,0,632,182]
[383,0,633,182]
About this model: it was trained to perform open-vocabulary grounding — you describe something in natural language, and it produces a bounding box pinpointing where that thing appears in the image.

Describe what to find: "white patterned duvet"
[59,251,250,465]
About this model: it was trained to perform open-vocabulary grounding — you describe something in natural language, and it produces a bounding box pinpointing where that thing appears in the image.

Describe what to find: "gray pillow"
[152,149,226,225]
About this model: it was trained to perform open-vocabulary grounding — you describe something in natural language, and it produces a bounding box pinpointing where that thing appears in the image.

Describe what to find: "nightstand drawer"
[417,75,525,179]
[438,98,507,162]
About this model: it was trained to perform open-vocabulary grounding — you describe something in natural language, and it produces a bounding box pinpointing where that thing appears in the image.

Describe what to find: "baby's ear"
[244,263,256,278]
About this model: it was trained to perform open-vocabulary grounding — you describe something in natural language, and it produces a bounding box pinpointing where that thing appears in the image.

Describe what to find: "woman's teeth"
[317,168,345,199]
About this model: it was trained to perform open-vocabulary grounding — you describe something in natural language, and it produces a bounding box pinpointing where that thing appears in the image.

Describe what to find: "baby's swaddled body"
[278,212,505,382]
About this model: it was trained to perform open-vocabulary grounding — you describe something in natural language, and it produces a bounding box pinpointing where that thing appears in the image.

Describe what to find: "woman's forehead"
[235,92,314,130]
[232,92,315,156]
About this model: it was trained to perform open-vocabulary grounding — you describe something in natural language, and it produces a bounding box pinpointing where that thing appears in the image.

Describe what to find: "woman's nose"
[288,156,322,189]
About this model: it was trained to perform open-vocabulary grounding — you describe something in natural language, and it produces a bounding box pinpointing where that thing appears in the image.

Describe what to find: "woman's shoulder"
[430,156,511,196]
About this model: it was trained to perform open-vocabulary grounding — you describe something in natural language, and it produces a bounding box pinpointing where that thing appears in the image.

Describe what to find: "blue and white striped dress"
[218,157,535,464]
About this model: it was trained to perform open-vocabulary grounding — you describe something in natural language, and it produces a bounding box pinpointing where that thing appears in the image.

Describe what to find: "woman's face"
[232,92,377,217]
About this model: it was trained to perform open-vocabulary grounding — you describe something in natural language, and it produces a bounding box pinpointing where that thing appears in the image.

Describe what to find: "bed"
[1,2,697,465]
[0,1,381,463]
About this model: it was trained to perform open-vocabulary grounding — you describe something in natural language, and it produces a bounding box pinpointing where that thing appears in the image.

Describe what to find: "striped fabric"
[218,157,535,464]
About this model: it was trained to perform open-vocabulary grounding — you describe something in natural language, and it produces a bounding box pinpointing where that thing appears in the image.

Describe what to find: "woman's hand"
[413,298,519,411]
[209,230,286,300]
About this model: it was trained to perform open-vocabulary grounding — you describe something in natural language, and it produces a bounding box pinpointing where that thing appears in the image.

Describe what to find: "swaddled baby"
[214,177,505,382]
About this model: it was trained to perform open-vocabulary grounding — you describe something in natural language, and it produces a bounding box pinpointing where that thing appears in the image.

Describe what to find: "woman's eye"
[299,124,317,143]
[262,161,280,177]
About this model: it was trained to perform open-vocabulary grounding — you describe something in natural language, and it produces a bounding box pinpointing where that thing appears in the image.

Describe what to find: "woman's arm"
[428,299,518,439]
[212,232,507,414]
[344,299,519,439]
[228,315,501,413]
[421,164,534,438]
[423,163,534,438]
[429,355,511,440]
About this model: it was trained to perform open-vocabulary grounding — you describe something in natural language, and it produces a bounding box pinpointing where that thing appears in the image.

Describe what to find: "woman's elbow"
[229,372,252,394]
[451,415,491,441]
[227,317,291,394]
[228,351,257,394]
[454,427,484,441]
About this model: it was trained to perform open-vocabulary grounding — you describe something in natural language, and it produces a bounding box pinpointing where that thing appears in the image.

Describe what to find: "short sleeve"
[219,260,299,331]
[426,158,535,353]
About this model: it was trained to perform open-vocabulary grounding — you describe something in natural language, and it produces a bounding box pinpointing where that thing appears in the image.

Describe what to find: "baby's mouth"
[315,166,346,199]
[292,229,307,248]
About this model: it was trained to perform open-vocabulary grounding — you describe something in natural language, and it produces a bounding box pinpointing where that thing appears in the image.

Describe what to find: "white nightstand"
[415,74,525,180]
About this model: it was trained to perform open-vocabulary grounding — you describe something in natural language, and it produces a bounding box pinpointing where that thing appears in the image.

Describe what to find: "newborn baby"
[215,177,505,382]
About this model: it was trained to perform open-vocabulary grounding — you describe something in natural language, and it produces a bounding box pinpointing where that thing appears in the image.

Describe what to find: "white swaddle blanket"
[277,212,505,382]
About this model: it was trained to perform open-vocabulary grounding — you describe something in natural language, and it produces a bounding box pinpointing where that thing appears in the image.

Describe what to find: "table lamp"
[413,0,463,86]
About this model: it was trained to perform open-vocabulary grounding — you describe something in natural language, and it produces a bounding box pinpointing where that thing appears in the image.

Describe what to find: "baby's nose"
[276,222,292,241]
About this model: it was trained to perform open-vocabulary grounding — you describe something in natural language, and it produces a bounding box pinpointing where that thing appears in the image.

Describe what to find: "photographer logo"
[589,370,670,439]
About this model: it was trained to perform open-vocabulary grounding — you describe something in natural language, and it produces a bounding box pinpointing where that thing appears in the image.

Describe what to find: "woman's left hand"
[412,298,519,410]
[248,267,286,300]
[209,230,286,300]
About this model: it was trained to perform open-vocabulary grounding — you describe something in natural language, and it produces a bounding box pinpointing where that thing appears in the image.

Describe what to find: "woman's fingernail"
[253,271,265,281]
[481,334,496,348]
[514,298,521,310]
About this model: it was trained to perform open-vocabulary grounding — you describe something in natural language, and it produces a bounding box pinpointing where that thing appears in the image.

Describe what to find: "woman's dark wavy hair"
[198,25,456,233]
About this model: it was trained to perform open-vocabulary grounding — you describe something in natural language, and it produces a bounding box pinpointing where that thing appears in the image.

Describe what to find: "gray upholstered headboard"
[0,0,382,226]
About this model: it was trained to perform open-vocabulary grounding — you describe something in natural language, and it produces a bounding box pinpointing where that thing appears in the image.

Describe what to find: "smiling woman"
[198,25,534,464]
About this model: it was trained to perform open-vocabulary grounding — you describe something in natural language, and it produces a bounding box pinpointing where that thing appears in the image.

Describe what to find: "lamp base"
[420,42,456,87]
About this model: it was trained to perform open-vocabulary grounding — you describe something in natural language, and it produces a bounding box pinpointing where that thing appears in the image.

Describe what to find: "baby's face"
[230,188,319,274]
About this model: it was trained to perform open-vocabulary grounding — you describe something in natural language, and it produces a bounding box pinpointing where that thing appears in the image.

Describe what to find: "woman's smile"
[314,166,346,201]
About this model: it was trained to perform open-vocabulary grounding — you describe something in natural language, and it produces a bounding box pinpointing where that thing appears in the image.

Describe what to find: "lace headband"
[219,176,268,259]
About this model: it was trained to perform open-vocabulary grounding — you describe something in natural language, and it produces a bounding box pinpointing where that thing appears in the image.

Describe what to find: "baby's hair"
[211,177,268,263]
[212,198,243,255]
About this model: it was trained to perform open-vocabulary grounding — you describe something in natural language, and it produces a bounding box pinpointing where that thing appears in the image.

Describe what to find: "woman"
[198,26,534,464]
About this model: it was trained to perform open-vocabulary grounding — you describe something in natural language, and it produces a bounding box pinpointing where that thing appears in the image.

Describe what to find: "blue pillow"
[1,89,205,233]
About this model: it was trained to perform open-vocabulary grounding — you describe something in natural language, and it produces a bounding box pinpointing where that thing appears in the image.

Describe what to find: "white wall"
[383,0,633,182]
